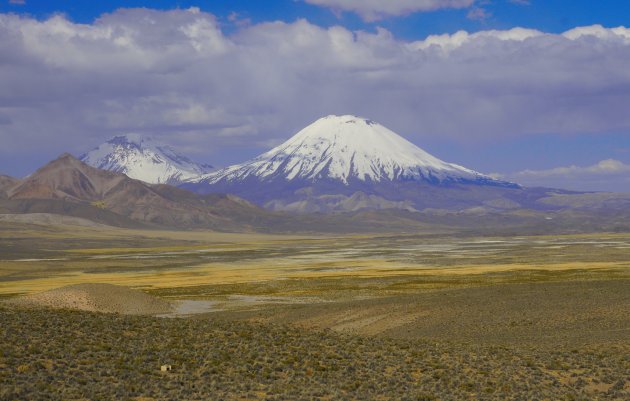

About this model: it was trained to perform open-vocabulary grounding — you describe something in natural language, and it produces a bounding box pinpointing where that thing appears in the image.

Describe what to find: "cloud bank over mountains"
[1,7,630,181]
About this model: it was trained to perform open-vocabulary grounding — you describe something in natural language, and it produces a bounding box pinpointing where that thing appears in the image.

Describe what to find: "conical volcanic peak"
[80,134,213,185]
[196,115,501,185]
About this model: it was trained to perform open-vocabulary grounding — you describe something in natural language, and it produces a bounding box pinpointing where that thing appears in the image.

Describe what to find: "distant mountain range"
[80,134,213,185]
[2,115,630,234]
[0,153,267,230]
[0,154,438,233]
[1,154,630,234]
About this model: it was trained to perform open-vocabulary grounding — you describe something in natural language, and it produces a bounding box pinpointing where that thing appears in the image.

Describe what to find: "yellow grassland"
[1,223,629,297]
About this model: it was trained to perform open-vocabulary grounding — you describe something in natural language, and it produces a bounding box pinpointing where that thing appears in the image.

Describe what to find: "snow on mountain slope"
[80,134,213,184]
[193,115,500,185]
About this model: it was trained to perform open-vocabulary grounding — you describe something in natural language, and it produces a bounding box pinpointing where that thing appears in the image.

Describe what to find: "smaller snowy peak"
[195,115,508,186]
[80,134,213,185]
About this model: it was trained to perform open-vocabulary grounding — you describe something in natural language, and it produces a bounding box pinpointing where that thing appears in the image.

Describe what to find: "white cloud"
[466,7,490,22]
[304,0,474,21]
[502,160,630,192]
[227,12,251,28]
[1,9,630,178]
[408,27,542,51]
[563,24,630,41]
[522,159,630,176]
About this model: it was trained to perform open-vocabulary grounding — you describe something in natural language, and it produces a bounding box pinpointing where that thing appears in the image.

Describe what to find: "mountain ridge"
[0,174,19,199]
[2,153,630,234]
[1,153,267,230]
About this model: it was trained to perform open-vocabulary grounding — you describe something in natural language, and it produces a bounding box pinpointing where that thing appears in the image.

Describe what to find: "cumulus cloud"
[563,24,630,41]
[304,0,474,21]
[1,8,630,178]
[500,160,630,192]
[408,27,542,50]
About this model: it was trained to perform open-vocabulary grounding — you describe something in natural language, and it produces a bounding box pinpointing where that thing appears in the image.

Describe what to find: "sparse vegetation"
[1,306,628,400]
[1,224,628,400]
[90,200,106,209]
[1,223,629,298]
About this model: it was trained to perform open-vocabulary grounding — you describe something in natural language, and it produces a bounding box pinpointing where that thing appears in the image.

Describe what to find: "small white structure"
[160,364,172,372]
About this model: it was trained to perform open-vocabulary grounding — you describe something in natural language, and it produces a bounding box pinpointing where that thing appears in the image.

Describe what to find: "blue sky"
[4,1,630,33]
[1,0,630,191]
[4,1,630,38]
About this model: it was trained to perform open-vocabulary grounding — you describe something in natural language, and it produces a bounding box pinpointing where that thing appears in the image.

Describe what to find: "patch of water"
[228,295,325,305]
[159,300,219,318]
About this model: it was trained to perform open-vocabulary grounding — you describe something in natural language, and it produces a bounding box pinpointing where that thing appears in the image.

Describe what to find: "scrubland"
[0,222,628,400]
[1,304,628,401]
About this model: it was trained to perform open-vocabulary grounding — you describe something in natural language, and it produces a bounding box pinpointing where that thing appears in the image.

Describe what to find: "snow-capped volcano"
[80,134,213,185]
[194,115,499,185]
[182,115,518,213]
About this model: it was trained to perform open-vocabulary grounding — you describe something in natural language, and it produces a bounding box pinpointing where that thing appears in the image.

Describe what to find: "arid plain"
[1,219,628,400]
